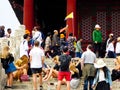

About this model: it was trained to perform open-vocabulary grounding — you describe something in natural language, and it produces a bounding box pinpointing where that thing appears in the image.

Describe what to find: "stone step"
[2,58,120,90]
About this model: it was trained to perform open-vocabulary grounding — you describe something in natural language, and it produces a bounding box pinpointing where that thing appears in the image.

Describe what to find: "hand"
[110,86,112,90]
[92,85,95,88]
[95,41,97,44]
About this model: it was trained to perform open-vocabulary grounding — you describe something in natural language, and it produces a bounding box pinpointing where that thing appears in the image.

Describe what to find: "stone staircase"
[1,58,120,90]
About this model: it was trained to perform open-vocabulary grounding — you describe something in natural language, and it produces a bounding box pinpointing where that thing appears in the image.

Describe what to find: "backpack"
[60,54,71,71]
[1,58,9,69]
[70,78,80,89]
[1,53,14,69]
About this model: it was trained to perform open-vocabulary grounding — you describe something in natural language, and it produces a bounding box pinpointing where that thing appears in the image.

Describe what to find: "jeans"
[84,77,94,90]
[75,52,82,58]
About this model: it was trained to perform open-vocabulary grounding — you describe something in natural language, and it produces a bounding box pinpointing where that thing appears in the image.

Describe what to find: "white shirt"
[98,69,105,82]
[116,42,120,54]
[81,49,96,64]
[20,39,29,57]
[33,31,43,46]
[29,47,44,68]
[106,43,114,52]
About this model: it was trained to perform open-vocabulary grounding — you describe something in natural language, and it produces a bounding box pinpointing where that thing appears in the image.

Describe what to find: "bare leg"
[39,73,42,86]
[66,81,70,90]
[44,68,58,81]
[32,74,37,90]
[43,70,49,80]
[9,73,13,87]
[57,80,62,90]
[7,74,10,86]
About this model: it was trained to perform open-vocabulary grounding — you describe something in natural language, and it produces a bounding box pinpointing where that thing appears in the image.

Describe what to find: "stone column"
[66,0,77,37]
[23,0,34,34]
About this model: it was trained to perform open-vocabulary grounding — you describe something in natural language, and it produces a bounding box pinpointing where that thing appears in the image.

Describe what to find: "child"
[92,59,112,90]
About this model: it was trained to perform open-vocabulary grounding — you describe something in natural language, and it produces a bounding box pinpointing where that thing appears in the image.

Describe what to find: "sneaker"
[40,86,43,90]
[4,86,13,89]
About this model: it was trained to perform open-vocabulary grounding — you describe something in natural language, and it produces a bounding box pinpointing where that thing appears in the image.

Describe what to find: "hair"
[95,66,108,78]
[63,46,68,52]
[20,55,29,64]
[23,34,29,39]
[87,44,93,50]
[53,55,59,62]
[47,32,51,36]
[69,33,73,36]
[34,41,39,46]
[2,46,10,59]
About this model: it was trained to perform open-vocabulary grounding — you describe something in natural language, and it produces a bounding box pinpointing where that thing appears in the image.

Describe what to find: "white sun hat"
[95,24,101,29]
[94,59,106,68]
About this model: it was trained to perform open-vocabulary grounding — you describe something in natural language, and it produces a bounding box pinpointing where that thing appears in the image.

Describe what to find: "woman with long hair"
[92,59,112,90]
[1,46,18,89]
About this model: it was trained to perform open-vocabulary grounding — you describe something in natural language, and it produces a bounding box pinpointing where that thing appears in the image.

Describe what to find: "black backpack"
[1,53,14,69]
[1,58,9,69]
[59,54,71,71]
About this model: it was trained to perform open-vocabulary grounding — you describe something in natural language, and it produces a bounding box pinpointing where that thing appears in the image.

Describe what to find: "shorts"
[31,68,42,74]
[58,71,71,81]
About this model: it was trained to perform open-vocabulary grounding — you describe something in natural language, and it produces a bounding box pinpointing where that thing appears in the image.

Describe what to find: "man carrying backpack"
[57,46,71,90]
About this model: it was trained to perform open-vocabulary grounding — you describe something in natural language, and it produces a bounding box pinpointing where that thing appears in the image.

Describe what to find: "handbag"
[20,75,29,81]
[5,62,17,73]
[70,78,80,89]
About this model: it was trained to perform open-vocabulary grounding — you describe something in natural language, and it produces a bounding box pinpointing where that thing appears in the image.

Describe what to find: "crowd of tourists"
[0,24,120,90]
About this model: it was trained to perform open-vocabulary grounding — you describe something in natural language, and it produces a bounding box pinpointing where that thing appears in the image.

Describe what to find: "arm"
[41,56,44,66]
[92,30,96,42]
[92,71,99,87]
[107,70,112,87]
[77,42,83,52]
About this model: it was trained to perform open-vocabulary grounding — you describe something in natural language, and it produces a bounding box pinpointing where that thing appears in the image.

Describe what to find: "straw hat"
[95,24,101,29]
[94,59,106,68]
[117,37,120,41]
[54,30,58,33]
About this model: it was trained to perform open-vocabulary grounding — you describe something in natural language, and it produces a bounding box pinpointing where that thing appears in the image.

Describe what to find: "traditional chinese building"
[10,0,120,41]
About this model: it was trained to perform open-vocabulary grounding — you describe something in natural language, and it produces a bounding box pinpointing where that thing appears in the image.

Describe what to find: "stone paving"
[3,58,120,90]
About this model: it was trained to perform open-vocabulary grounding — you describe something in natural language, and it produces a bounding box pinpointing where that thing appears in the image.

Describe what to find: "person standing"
[92,59,112,90]
[20,34,30,57]
[52,30,60,56]
[67,33,76,58]
[5,28,12,38]
[92,24,102,58]
[57,46,71,90]
[32,26,43,47]
[29,41,44,90]
[75,38,83,58]
[44,32,52,57]
[81,44,96,90]
[1,46,17,89]
[0,25,5,37]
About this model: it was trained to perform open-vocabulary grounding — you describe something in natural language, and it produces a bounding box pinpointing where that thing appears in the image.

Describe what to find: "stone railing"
[0,60,7,90]
[0,25,25,60]
[0,25,25,90]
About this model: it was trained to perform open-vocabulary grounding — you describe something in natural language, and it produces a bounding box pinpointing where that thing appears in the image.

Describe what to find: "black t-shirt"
[59,54,71,71]
[53,64,60,71]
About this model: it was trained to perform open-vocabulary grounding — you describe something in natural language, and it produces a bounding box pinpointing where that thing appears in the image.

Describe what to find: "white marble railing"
[0,60,7,90]
[0,25,25,90]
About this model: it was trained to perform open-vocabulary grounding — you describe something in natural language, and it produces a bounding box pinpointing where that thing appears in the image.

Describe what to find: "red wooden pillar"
[23,0,34,34]
[66,0,77,38]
